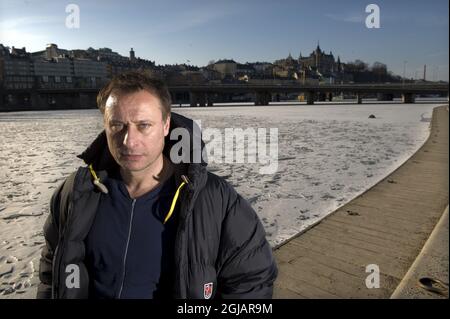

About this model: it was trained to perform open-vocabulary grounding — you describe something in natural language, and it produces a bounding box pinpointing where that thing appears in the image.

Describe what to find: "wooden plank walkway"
[273,104,449,298]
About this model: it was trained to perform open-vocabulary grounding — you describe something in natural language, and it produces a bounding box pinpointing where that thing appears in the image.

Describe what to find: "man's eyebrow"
[132,119,154,124]
[108,119,154,124]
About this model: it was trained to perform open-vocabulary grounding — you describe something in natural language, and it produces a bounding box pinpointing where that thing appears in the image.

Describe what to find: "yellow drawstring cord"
[88,164,99,180]
[89,163,186,224]
[163,181,186,224]
[88,164,109,194]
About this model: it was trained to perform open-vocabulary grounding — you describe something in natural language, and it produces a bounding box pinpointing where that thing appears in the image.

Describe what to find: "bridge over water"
[0,83,448,111]
[169,83,449,106]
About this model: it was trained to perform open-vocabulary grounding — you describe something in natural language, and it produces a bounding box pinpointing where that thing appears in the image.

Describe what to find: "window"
[43,75,48,82]
[55,76,60,83]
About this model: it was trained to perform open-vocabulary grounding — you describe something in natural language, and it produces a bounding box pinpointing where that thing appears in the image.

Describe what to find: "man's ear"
[163,115,171,137]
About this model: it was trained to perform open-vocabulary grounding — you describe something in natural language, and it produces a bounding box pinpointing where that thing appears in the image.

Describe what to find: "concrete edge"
[390,205,449,299]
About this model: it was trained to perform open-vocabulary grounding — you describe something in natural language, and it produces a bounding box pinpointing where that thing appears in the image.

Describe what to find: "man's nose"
[122,125,138,147]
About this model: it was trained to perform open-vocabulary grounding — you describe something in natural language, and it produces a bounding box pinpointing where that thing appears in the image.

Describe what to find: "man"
[37,71,278,299]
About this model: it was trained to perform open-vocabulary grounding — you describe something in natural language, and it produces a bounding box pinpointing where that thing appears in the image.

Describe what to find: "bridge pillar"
[265,92,270,105]
[0,89,4,110]
[306,91,315,105]
[69,93,80,109]
[377,93,394,101]
[30,91,39,109]
[402,93,415,103]
[174,92,189,105]
[356,93,363,104]
[255,91,270,106]
[189,92,198,107]
[197,93,206,107]
[32,92,46,109]
[206,93,214,106]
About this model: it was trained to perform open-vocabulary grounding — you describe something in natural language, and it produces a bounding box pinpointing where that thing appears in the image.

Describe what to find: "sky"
[0,0,448,81]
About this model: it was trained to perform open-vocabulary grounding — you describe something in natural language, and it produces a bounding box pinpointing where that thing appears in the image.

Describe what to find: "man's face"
[104,90,170,173]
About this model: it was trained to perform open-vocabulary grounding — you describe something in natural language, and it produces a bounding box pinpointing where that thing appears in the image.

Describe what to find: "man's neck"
[120,155,174,199]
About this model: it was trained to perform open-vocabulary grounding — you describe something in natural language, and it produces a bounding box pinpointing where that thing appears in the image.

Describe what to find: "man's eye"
[138,123,151,130]
[110,123,124,131]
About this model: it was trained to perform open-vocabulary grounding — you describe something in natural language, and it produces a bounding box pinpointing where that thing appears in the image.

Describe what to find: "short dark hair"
[97,71,172,120]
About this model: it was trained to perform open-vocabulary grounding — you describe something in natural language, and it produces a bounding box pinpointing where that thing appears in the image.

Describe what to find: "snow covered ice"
[0,102,442,298]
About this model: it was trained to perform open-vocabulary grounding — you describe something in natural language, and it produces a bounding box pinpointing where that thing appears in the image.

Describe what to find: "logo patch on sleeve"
[203,282,213,299]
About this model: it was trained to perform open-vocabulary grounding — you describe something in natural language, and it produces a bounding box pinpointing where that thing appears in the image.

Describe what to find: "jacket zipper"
[117,198,136,299]
[174,179,191,298]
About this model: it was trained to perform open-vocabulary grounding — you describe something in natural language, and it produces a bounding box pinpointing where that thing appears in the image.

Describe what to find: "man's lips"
[120,153,144,160]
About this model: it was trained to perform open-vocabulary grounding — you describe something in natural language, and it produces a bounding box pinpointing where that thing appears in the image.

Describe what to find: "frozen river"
[0,102,444,298]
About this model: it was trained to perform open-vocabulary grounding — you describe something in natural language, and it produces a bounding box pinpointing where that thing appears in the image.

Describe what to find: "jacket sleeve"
[36,182,64,299]
[216,193,278,299]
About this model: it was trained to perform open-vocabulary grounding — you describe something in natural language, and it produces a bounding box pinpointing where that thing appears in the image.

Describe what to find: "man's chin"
[118,160,150,172]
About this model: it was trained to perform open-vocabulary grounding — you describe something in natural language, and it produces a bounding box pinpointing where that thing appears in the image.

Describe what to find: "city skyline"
[0,0,448,81]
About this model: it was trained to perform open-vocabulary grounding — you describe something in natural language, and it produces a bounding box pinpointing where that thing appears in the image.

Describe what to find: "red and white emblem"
[203,282,213,299]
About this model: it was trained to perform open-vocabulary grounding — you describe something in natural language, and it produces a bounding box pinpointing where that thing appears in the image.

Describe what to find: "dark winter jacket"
[36,112,278,299]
